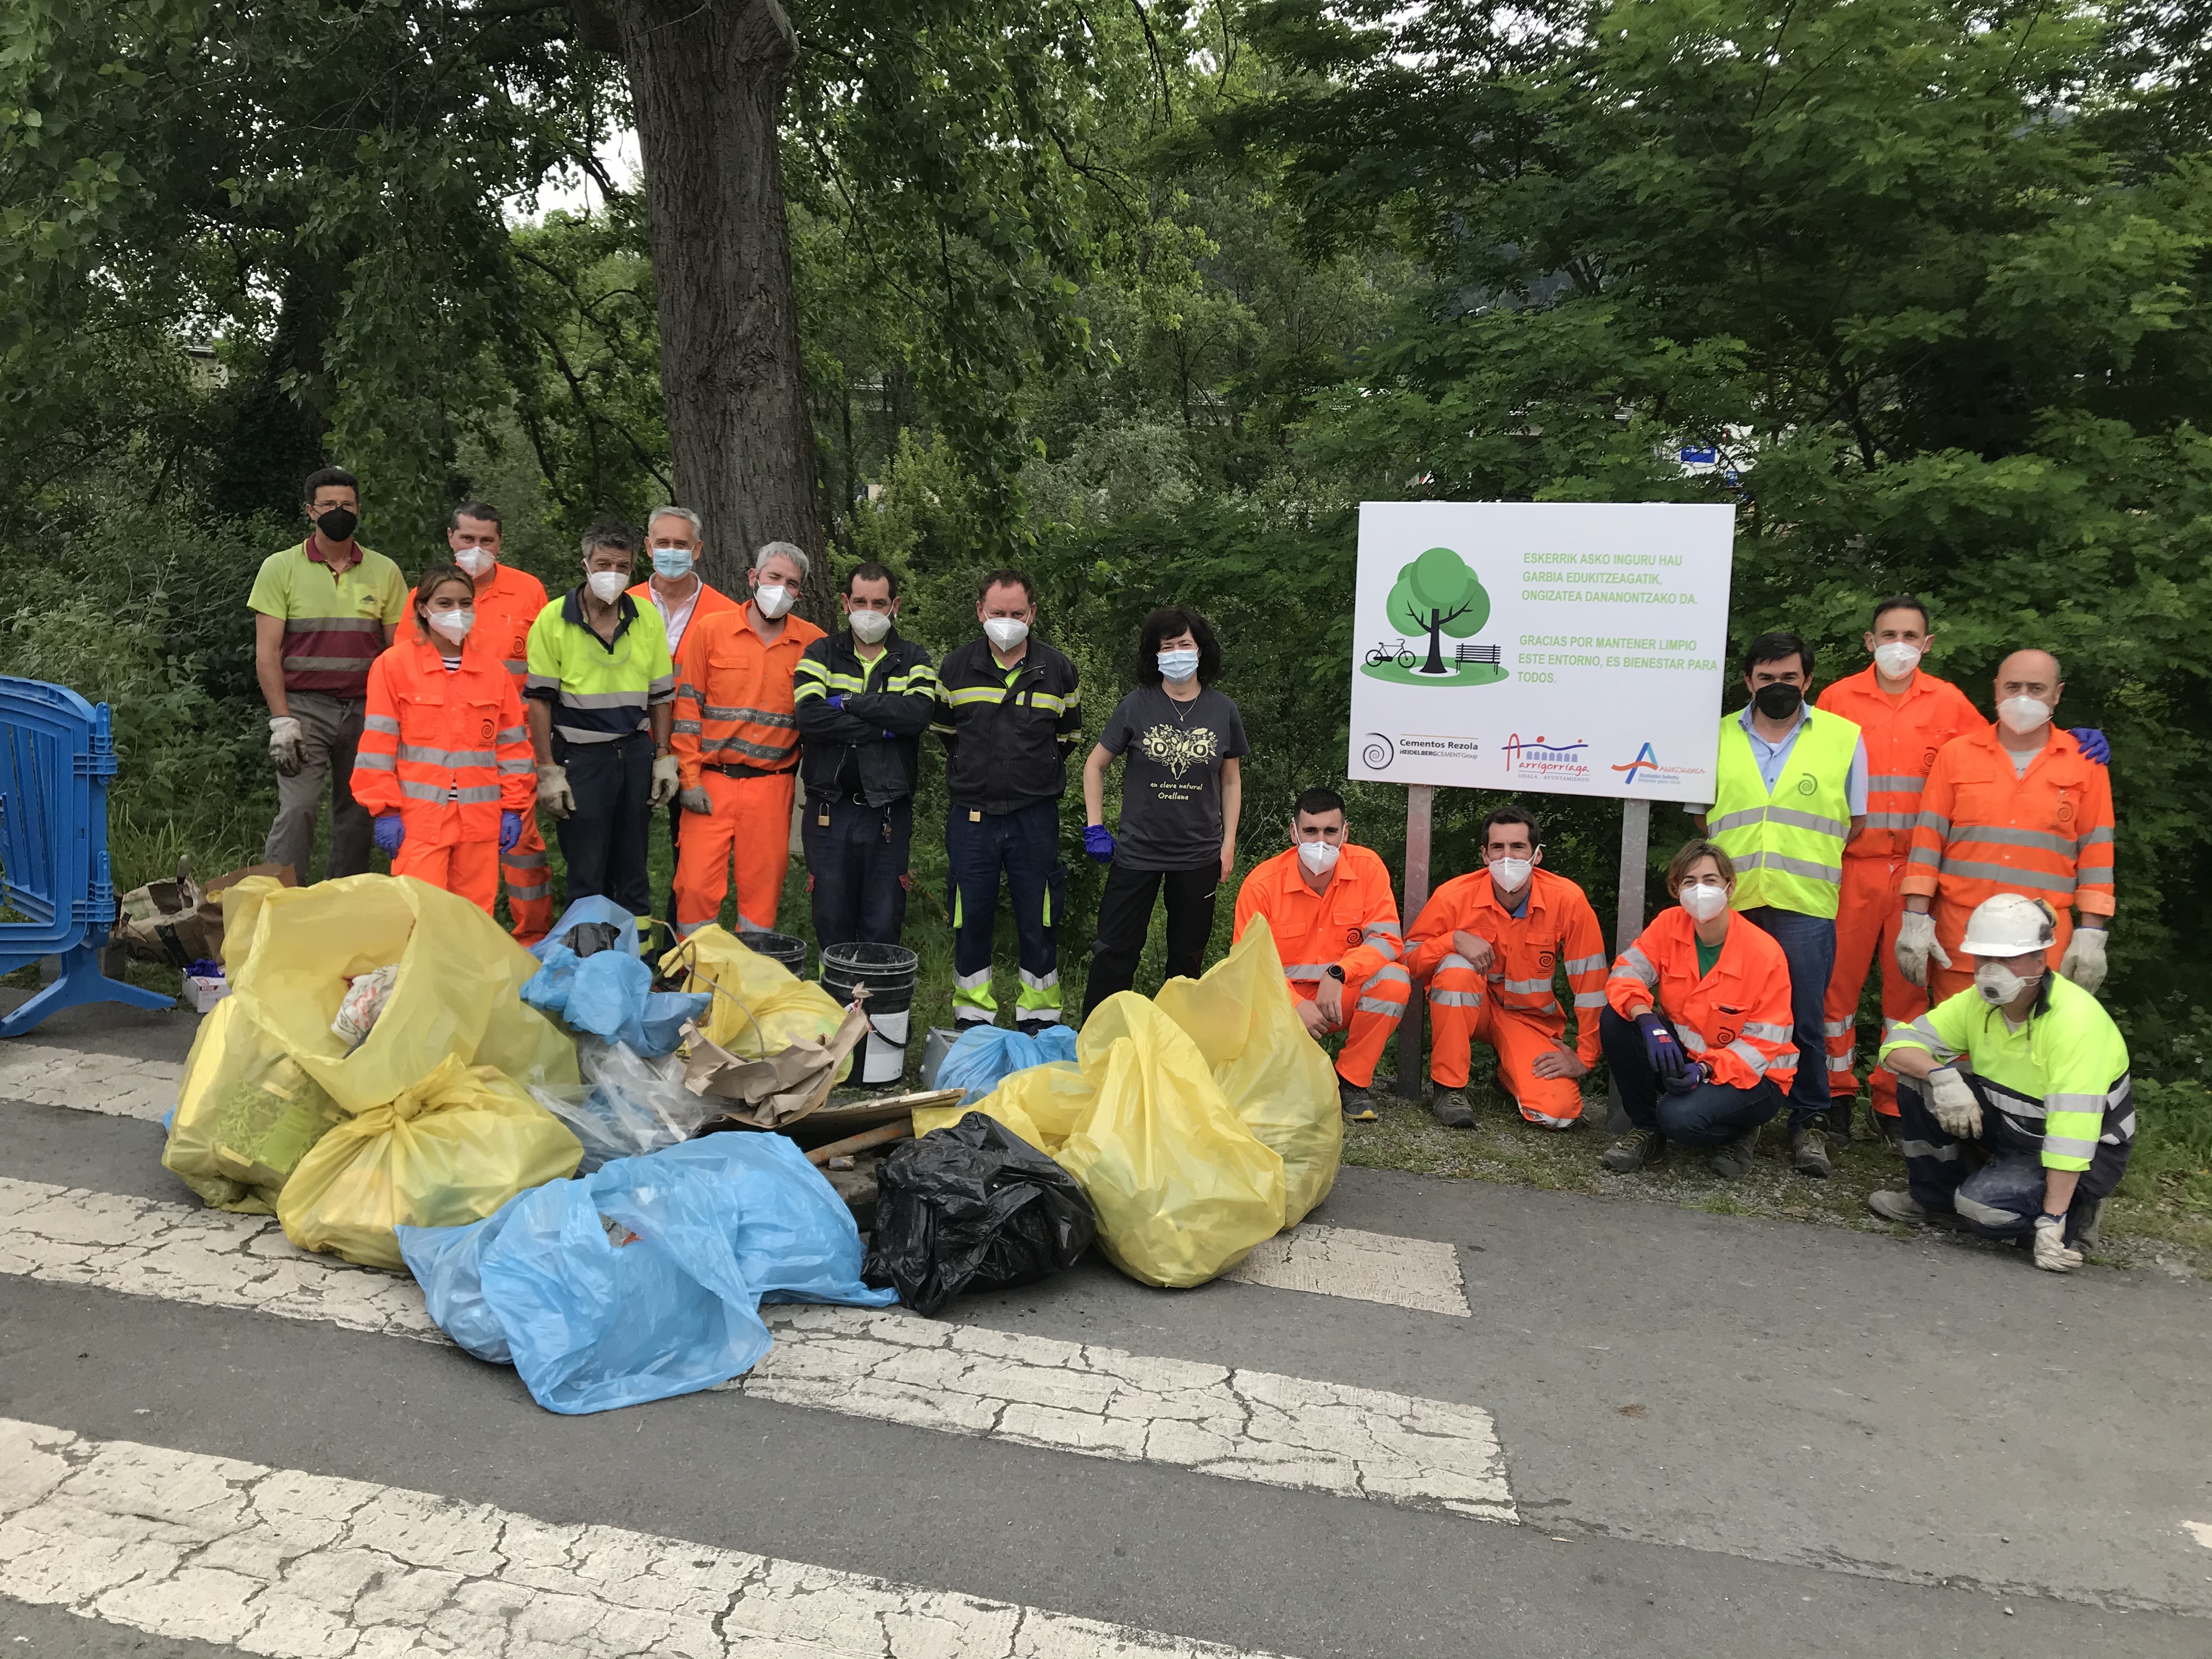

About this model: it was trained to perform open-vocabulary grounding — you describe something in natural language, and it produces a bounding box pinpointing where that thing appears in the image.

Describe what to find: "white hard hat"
[1960,893,2058,957]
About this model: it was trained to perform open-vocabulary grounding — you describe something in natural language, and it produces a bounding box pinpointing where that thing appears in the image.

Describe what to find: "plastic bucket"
[738,930,809,979]
[821,942,919,1086]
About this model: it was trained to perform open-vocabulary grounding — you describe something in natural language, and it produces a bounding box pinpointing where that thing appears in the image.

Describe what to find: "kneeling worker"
[1404,805,1607,1131]
[1600,840,1799,1176]
[1870,894,2131,1271]
[1231,787,1409,1120]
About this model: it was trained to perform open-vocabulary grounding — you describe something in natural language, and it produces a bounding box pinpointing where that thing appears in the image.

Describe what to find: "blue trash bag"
[520,896,707,1057]
[397,1133,898,1414]
[935,1023,1080,1104]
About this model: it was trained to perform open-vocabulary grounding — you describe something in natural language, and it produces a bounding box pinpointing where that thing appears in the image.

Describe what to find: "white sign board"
[1346,501,1735,803]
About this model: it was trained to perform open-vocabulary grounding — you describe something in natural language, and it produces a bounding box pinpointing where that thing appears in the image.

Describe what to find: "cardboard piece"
[681,1003,872,1130]
[115,860,297,968]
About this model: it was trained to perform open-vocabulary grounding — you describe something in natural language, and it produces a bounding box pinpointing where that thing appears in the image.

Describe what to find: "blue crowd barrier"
[0,677,173,1036]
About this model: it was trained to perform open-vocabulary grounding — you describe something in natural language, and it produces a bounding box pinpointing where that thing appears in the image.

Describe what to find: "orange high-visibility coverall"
[1607,909,1801,1094]
[670,603,825,935]
[1814,665,1982,1117]
[1232,844,1409,1089]
[351,633,536,912]
[1406,867,1608,1127]
[1903,724,2115,1002]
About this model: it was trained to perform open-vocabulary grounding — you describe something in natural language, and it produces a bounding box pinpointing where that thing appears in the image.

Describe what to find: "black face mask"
[1753,682,1803,720]
[315,506,359,544]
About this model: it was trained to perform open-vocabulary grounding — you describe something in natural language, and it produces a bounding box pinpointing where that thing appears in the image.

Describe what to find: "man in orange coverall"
[1231,786,1409,1122]
[1405,804,1608,1132]
[670,541,823,936]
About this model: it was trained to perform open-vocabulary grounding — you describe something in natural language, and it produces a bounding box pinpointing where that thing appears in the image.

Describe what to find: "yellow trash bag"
[277,1055,583,1270]
[162,998,346,1214]
[216,873,287,969]
[660,925,851,1080]
[1155,917,1342,1226]
[230,874,578,1114]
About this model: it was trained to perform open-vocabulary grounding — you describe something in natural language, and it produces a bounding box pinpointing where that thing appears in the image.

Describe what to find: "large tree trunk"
[606,0,833,624]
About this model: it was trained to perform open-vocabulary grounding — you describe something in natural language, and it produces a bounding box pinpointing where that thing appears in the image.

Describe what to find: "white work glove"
[650,752,682,809]
[678,786,713,815]
[2033,1215,2084,1273]
[268,716,304,777]
[2058,927,2108,995]
[1895,910,1950,988]
[536,761,575,820]
[1925,1064,1980,1139]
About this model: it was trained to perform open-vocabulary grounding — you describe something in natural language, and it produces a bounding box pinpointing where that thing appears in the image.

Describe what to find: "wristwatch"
[1325,964,1346,982]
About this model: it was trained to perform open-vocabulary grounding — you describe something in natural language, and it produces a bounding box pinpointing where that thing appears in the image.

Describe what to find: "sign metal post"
[1607,796,1651,1132]
[1395,783,1435,1098]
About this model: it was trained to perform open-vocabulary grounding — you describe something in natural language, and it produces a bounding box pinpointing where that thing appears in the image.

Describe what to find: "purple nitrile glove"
[373,814,404,855]
[499,809,523,851]
[2068,727,2109,765]
[1662,1059,1709,1096]
[827,692,846,711]
[1083,823,1116,865]
[1637,1011,1686,1079]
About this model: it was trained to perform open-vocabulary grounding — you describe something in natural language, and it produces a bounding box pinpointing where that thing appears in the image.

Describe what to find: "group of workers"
[249,475,2132,1272]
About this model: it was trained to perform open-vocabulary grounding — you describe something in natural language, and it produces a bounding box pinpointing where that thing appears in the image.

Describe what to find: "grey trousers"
[263,690,373,883]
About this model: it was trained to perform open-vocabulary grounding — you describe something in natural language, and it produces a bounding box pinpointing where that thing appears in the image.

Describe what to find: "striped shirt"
[246,539,408,698]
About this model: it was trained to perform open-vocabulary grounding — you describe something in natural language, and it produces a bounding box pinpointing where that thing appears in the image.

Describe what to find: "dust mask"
[1998,696,2052,735]
[585,571,628,603]
[1678,881,1729,922]
[848,609,893,645]
[1488,856,1533,893]
[454,547,494,578]
[1874,642,1921,679]
[1158,648,1201,684]
[753,583,794,619]
[984,617,1030,652]
[1297,840,1341,876]
[1976,961,2040,1006]
[427,608,474,642]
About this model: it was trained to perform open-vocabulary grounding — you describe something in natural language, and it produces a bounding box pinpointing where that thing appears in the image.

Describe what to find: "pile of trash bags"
[163,876,584,1268]
[916,919,1340,1288]
[934,1023,1079,1103]
[522,898,710,1056]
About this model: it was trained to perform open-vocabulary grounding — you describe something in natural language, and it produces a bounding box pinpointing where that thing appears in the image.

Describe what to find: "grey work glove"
[2058,927,2108,995]
[678,786,713,815]
[1895,910,1950,988]
[536,761,575,820]
[649,752,682,810]
[2033,1215,2084,1273]
[268,715,304,777]
[1925,1064,1980,1139]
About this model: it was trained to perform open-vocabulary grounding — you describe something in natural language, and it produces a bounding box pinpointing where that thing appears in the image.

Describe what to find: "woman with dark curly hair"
[1078,606,1247,1019]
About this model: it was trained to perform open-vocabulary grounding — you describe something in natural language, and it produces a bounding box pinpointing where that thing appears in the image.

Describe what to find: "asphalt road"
[2,996,2208,1657]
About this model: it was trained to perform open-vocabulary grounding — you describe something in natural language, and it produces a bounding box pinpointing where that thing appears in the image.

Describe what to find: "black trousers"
[1081,858,1218,1020]
[805,793,913,948]
[552,731,652,917]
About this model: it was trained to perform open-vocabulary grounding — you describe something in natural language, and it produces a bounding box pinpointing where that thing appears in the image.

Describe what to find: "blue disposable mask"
[1158,648,1201,684]
[651,548,695,580]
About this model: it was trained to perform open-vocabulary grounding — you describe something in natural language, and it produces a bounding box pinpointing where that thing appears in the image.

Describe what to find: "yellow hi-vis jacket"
[1709,707,1862,919]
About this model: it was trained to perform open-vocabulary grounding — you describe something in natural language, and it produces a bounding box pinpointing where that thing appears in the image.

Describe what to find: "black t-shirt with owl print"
[1100,685,1250,871]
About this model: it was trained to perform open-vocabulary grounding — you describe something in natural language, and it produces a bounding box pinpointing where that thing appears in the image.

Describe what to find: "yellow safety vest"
[1709,708,1861,918]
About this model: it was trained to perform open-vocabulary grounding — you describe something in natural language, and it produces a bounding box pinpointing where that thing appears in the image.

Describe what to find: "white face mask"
[1297,840,1341,876]
[1874,641,1922,679]
[1976,961,2041,1006]
[984,617,1030,652]
[848,609,893,645]
[1158,648,1201,684]
[427,608,474,642]
[454,547,494,578]
[585,570,628,603]
[1678,881,1730,922]
[1998,695,2053,735]
[1488,856,1533,893]
[753,583,794,619]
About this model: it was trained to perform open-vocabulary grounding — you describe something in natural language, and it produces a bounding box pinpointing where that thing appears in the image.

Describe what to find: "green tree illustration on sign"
[1385,546,1491,675]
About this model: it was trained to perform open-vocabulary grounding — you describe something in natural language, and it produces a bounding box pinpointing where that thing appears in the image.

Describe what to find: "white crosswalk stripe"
[0,1415,1296,1658]
[0,1175,1517,1521]
[0,1042,179,1123]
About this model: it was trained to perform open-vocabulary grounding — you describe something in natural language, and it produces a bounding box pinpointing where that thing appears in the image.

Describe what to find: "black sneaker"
[1791,1125,1832,1178]
[1601,1128,1667,1172]
[1015,1018,1056,1040]
[1430,1089,1476,1129]
[1338,1077,1379,1122]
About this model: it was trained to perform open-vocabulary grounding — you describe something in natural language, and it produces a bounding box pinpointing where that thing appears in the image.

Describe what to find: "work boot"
[1790,1125,1832,1178]
[1708,1124,1760,1180]
[1869,1110,1903,1150]
[1015,1018,1054,1041]
[1826,1099,1855,1142]
[2075,1198,2106,1248]
[1430,1089,1476,1130]
[1866,1189,1927,1223]
[1601,1128,1667,1172]
[1338,1077,1379,1122]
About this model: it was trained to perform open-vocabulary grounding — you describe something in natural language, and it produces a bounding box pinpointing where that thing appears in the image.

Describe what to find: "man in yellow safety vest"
[1694,630,1867,1179]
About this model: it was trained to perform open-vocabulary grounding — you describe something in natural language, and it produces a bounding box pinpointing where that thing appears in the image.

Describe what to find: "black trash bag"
[862,1112,1096,1316]
[563,921,624,958]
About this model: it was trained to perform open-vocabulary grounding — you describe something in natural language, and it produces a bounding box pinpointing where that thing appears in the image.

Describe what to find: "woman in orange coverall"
[351,562,536,913]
